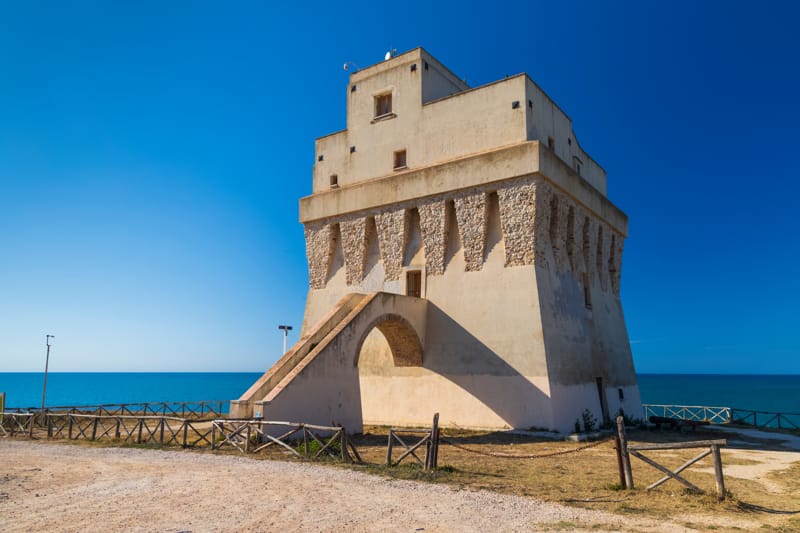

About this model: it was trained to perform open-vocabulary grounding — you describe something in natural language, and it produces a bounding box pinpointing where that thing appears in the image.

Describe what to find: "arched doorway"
[355,314,424,425]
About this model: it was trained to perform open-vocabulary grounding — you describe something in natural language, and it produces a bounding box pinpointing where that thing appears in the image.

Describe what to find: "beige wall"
[236,48,641,434]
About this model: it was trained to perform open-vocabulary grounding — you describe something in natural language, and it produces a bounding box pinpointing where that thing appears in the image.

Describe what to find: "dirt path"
[0,440,683,533]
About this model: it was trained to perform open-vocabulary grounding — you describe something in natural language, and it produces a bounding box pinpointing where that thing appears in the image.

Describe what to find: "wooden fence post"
[91,417,99,441]
[211,422,217,450]
[182,420,189,448]
[68,415,74,440]
[426,413,440,470]
[386,430,394,466]
[137,418,144,444]
[615,435,625,487]
[115,417,121,439]
[47,414,53,438]
[711,444,725,500]
[617,415,634,489]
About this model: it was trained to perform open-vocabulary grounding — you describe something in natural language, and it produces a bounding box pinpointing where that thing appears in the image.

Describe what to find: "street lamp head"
[278,325,293,332]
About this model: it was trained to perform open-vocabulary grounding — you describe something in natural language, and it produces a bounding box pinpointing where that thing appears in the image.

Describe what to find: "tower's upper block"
[306,48,609,216]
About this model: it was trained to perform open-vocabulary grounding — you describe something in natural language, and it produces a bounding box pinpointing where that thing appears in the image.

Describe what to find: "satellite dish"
[343,63,349,71]
[384,51,392,61]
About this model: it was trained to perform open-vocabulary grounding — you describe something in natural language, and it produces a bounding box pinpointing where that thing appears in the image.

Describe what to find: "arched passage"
[355,312,424,427]
[354,313,424,368]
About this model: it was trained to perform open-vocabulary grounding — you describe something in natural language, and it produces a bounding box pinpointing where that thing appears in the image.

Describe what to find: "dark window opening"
[512,100,520,109]
[547,137,555,150]
[393,149,407,169]
[618,388,625,401]
[318,155,324,162]
[350,85,357,93]
[583,272,592,309]
[596,377,610,424]
[374,93,392,117]
[424,61,429,71]
[350,146,356,153]
[406,270,422,298]
[410,63,417,72]
[528,99,533,109]
[329,174,338,188]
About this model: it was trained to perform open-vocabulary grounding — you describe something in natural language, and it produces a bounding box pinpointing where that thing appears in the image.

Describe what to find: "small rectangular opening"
[329,174,338,188]
[406,270,421,298]
[547,137,555,150]
[374,93,392,117]
[618,388,625,401]
[393,149,407,170]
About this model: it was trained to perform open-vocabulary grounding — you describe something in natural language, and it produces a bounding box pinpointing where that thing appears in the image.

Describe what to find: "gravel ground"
[0,440,681,533]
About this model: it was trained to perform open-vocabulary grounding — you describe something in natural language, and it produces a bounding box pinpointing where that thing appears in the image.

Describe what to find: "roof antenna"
[343,61,360,72]
[384,48,397,61]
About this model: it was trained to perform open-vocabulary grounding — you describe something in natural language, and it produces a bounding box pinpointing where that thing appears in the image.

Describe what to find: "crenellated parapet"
[304,176,626,296]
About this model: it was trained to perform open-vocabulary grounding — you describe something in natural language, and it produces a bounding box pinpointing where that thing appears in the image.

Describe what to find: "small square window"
[512,100,520,109]
[573,156,582,175]
[374,93,392,117]
[393,149,407,170]
[329,174,338,188]
[317,155,324,162]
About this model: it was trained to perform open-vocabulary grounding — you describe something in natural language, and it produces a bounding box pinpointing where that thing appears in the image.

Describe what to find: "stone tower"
[232,48,641,433]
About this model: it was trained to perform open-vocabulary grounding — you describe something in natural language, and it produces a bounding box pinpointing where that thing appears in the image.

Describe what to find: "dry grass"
[346,426,800,531]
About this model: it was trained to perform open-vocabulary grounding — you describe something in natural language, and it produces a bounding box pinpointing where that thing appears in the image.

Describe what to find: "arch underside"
[357,313,423,368]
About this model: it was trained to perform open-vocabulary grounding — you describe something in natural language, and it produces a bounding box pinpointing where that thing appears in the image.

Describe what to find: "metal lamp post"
[278,325,292,354]
[41,334,55,413]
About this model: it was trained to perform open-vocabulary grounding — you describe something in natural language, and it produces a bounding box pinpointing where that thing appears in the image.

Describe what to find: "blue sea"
[1,373,798,414]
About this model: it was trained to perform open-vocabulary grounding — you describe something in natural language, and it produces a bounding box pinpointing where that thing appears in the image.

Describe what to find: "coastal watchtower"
[232,48,641,433]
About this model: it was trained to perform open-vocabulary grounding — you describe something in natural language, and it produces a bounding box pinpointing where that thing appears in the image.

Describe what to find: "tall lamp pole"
[278,325,292,354]
[41,334,55,413]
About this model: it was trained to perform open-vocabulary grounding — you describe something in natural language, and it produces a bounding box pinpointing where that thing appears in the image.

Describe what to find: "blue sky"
[1,1,798,373]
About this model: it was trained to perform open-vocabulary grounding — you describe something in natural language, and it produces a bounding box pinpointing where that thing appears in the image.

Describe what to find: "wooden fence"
[2,410,361,464]
[386,413,440,470]
[211,419,361,463]
[44,412,214,447]
[7,400,226,419]
[730,408,800,430]
[0,412,35,437]
[616,416,727,500]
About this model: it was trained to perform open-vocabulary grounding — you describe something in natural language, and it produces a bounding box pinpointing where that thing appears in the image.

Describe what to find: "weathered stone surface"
[497,180,536,266]
[533,181,553,270]
[550,193,571,273]
[571,207,588,279]
[595,223,611,292]
[375,208,407,281]
[610,231,624,296]
[584,217,598,285]
[341,217,367,285]
[305,223,333,290]
[454,191,488,271]
[418,198,448,276]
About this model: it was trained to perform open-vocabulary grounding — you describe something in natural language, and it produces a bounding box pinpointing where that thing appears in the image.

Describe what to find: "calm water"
[1,372,798,414]
[0,372,261,411]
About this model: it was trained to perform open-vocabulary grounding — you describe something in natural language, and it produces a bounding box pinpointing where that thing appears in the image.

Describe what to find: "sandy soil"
[0,440,684,533]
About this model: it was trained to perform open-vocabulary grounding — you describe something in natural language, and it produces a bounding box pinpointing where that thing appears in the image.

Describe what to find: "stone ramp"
[231,292,427,432]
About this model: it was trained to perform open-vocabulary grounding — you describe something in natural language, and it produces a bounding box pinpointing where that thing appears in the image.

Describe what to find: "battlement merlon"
[310,47,608,199]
